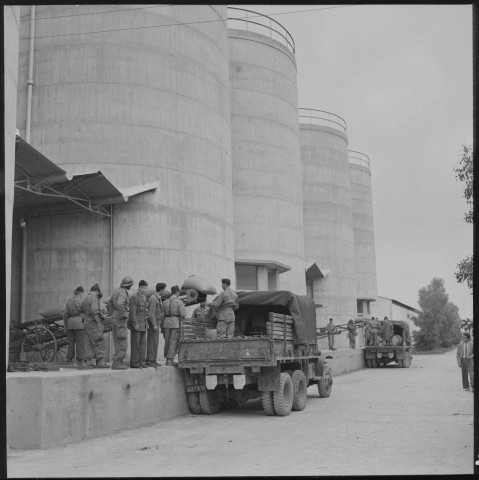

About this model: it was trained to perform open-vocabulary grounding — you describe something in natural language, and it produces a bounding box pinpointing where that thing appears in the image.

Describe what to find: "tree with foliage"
[453,145,473,290]
[412,277,462,351]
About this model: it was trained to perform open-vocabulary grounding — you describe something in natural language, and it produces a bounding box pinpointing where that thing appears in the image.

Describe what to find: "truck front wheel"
[273,372,293,416]
[187,392,203,414]
[261,391,276,416]
[199,390,221,415]
[291,370,307,411]
[318,371,333,398]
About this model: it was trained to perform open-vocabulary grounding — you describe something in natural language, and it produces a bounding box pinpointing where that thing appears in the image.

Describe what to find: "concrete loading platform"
[7,348,365,450]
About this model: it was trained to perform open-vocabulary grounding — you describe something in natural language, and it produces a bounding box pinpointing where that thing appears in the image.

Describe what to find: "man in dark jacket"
[382,316,394,346]
[456,332,474,392]
[146,282,166,367]
[325,318,337,350]
[346,319,357,349]
[111,276,133,370]
[128,279,148,368]
[82,283,108,368]
[63,286,86,366]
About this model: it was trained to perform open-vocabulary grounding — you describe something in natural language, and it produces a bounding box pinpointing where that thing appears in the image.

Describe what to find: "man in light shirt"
[456,332,474,392]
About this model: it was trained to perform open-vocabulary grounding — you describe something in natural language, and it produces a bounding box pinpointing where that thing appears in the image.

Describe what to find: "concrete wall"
[7,367,188,450]
[348,152,378,302]
[228,27,306,295]
[7,347,365,450]
[300,123,356,326]
[4,5,20,362]
[15,5,235,320]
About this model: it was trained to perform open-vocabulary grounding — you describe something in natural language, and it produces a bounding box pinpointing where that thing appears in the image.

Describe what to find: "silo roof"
[13,135,158,218]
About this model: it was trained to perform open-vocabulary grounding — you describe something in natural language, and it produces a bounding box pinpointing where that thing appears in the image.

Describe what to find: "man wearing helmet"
[111,276,134,370]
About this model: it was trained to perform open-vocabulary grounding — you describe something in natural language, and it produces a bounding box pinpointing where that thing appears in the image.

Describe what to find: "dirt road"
[7,349,475,477]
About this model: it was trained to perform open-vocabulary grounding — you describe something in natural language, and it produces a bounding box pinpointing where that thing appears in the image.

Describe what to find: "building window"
[236,265,257,290]
[357,300,363,314]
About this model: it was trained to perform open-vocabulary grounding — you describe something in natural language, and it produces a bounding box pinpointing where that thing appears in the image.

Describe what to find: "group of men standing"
[323,316,394,350]
[63,276,239,370]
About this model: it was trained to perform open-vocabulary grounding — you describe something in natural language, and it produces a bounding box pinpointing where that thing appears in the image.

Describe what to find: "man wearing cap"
[82,283,108,368]
[456,332,474,392]
[381,316,394,346]
[346,319,357,349]
[111,276,134,370]
[211,278,239,339]
[63,286,87,366]
[162,285,186,366]
[128,279,148,368]
[325,318,337,350]
[369,317,381,346]
[146,282,166,367]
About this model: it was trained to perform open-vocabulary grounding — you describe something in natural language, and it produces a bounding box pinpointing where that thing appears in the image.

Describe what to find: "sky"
[237,4,473,318]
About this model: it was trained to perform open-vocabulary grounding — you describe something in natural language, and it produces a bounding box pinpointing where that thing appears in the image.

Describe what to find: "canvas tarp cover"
[391,320,412,346]
[236,290,317,346]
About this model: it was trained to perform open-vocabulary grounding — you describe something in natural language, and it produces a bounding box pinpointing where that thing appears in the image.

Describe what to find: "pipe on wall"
[20,218,27,323]
[25,5,35,142]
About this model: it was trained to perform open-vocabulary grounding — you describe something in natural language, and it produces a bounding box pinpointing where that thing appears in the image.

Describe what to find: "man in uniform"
[128,279,148,368]
[111,276,134,370]
[369,317,381,346]
[63,286,86,366]
[191,300,210,336]
[82,283,108,368]
[325,318,337,350]
[146,282,166,367]
[346,319,357,349]
[382,316,394,346]
[456,332,474,392]
[211,278,239,339]
[162,285,186,366]
[364,317,372,346]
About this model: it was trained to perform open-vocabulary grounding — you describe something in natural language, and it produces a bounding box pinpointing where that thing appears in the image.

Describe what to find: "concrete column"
[268,269,279,291]
[256,266,268,290]
[5,5,20,367]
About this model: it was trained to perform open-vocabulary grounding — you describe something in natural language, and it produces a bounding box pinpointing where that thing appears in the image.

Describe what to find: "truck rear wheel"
[261,391,276,416]
[273,372,293,416]
[291,370,307,411]
[199,390,221,415]
[187,392,203,414]
[318,371,333,398]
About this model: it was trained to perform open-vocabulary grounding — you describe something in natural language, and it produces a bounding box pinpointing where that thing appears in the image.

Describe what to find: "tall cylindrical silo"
[227,8,306,294]
[300,109,357,333]
[348,150,378,314]
[5,5,20,361]
[15,5,234,320]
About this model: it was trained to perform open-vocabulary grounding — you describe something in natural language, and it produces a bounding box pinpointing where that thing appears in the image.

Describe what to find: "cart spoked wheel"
[52,339,69,363]
[21,326,57,363]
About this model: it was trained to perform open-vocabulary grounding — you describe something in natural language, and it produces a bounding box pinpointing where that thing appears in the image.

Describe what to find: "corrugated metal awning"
[14,136,159,218]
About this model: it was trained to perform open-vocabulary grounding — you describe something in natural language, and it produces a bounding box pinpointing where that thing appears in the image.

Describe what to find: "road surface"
[7,349,475,477]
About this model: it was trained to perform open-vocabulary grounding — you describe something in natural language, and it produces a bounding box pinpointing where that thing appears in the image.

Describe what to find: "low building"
[370,296,421,333]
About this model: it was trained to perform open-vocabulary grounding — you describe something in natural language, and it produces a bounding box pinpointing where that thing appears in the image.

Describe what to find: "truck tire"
[318,371,333,398]
[199,390,221,415]
[187,392,203,414]
[261,391,276,416]
[273,372,293,416]
[371,358,378,368]
[365,359,371,368]
[291,370,307,411]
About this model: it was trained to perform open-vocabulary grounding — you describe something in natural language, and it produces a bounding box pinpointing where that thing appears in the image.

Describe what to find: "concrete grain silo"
[348,150,378,314]
[299,109,357,332]
[14,5,234,320]
[227,8,306,294]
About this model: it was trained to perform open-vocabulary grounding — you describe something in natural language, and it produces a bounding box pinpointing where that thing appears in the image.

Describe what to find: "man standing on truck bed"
[210,278,239,338]
[381,316,394,346]
[325,318,337,350]
[163,285,186,366]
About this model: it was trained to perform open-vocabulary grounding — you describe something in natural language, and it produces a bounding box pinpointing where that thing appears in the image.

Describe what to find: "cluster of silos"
[14,5,235,319]
[299,109,357,327]
[227,8,306,294]
[348,150,378,311]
